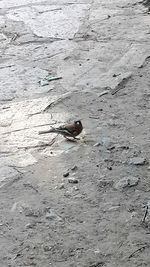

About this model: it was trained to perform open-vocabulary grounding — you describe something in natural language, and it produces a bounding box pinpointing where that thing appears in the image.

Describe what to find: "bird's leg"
[64,136,70,140]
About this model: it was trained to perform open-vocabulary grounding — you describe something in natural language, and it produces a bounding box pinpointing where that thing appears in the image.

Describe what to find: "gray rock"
[73,186,79,191]
[114,177,139,190]
[68,177,78,184]
[71,165,78,171]
[129,157,148,165]
[63,172,69,177]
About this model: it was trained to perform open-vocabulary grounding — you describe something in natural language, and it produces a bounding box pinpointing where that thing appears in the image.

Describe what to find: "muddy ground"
[0,0,150,267]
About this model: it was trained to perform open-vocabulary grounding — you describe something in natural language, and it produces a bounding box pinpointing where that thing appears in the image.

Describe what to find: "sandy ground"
[0,0,150,266]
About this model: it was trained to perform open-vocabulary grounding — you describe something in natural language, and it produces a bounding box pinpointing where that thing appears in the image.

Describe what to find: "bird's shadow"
[65,137,79,143]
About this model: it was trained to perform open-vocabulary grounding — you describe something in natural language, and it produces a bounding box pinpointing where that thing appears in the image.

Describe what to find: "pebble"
[107,166,112,170]
[129,157,147,165]
[68,177,78,184]
[93,142,101,147]
[114,177,139,190]
[71,165,78,171]
[59,183,65,189]
[63,172,69,177]
[43,245,52,252]
[25,222,36,229]
[73,186,79,191]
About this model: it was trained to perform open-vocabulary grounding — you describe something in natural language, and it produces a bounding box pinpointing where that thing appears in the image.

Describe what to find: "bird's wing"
[56,127,74,136]
[59,124,77,134]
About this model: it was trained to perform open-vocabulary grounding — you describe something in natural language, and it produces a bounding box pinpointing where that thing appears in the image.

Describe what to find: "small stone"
[71,165,78,171]
[59,183,65,189]
[43,245,52,252]
[107,166,112,170]
[93,142,101,147]
[114,177,139,190]
[68,177,78,184]
[73,186,79,191]
[25,222,36,229]
[147,166,150,170]
[63,172,69,177]
[129,177,139,186]
[129,157,148,166]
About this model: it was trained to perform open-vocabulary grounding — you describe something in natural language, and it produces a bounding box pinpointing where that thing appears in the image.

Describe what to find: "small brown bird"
[39,120,83,139]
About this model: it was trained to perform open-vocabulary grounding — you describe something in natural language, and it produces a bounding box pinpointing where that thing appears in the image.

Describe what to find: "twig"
[11,33,19,41]
[99,90,109,97]
[128,245,148,259]
[0,64,15,70]
[89,115,99,119]
[12,245,27,260]
[142,205,149,223]
[38,8,62,14]
[111,75,132,95]
[88,262,105,267]
[45,76,62,82]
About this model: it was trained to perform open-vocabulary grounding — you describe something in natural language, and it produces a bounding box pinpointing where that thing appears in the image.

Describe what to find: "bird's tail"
[38,128,57,135]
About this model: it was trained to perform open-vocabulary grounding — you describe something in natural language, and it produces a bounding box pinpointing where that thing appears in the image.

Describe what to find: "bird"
[38,120,83,139]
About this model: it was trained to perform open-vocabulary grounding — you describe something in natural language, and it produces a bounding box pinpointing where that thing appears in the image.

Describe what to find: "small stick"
[99,90,109,97]
[142,205,149,223]
[89,116,99,119]
[128,245,148,259]
[45,76,62,82]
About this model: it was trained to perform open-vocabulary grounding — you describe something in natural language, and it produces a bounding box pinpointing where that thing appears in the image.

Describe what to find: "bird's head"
[74,120,83,131]
[74,120,82,125]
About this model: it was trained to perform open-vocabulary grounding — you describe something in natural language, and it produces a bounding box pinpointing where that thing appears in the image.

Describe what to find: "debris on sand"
[114,177,139,190]
[129,157,148,166]
[142,201,150,223]
[63,172,69,177]
[68,177,78,184]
